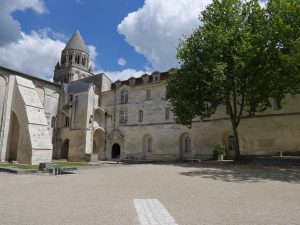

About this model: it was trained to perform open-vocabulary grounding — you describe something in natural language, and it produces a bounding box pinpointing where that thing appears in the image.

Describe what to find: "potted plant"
[213,144,226,161]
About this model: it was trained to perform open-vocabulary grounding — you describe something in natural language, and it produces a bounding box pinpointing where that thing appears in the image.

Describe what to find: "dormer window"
[152,71,160,82]
[120,89,128,104]
[115,80,122,88]
[129,77,136,87]
[142,74,149,84]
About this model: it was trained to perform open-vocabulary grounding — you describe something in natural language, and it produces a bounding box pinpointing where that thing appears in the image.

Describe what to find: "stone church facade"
[0,31,299,165]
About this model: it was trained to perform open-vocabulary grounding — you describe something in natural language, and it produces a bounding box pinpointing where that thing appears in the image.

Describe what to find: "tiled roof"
[111,69,175,90]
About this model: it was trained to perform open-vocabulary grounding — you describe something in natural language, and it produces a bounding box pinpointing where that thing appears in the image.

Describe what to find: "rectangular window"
[249,104,255,116]
[138,110,143,122]
[120,90,128,104]
[119,110,128,123]
[165,107,170,120]
[273,97,282,110]
[69,94,73,102]
[203,102,210,115]
[65,117,70,127]
[146,89,151,100]
[74,96,78,122]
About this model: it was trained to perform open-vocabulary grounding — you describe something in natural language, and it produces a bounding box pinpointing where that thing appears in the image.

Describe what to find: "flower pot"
[218,154,224,161]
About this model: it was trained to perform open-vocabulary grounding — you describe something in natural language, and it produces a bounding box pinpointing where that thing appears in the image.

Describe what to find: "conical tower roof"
[64,30,88,52]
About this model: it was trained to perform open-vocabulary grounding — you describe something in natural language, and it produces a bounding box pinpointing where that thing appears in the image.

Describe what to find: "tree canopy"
[166,0,300,158]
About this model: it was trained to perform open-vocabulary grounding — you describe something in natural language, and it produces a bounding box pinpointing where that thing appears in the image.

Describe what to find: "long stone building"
[0,31,299,165]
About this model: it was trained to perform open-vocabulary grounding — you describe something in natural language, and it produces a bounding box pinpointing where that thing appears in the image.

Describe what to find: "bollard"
[53,167,61,175]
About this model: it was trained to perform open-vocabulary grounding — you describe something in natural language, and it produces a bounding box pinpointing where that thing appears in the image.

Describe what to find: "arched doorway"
[111,143,120,159]
[7,111,20,161]
[61,139,69,159]
[92,128,105,161]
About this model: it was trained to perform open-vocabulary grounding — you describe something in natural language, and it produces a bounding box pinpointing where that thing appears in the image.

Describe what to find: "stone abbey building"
[0,31,299,165]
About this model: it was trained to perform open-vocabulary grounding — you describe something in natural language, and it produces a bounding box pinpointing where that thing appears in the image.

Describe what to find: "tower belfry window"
[75,55,80,64]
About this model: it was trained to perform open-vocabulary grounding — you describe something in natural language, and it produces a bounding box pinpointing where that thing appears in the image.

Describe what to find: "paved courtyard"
[0,162,300,225]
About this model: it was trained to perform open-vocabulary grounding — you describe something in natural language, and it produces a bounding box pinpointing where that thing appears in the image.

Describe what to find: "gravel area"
[0,162,299,225]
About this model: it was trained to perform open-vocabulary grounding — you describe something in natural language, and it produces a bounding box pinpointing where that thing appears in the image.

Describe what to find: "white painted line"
[134,199,178,225]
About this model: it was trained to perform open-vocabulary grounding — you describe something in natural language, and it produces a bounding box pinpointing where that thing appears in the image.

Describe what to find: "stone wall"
[101,78,300,160]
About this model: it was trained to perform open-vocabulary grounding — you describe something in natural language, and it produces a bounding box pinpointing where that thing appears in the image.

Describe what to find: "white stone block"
[26,106,48,125]
[28,124,52,150]
[18,86,43,108]
[15,76,35,89]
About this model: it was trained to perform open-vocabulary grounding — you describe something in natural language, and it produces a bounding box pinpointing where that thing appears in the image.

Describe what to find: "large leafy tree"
[166,0,300,159]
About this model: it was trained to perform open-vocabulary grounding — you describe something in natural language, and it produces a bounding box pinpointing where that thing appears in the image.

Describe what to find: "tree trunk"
[232,124,241,160]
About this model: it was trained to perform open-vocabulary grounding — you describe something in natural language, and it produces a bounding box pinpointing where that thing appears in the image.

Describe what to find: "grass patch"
[0,163,38,170]
[0,161,90,170]
[17,164,39,170]
[53,161,90,168]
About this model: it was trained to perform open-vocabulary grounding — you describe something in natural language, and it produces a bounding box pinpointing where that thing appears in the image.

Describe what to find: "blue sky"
[0,0,211,81]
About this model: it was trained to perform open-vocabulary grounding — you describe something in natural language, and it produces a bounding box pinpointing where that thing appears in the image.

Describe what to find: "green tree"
[166,0,300,159]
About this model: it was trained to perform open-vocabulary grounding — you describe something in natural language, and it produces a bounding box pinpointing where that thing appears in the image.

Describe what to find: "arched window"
[147,137,152,152]
[82,57,86,66]
[69,54,73,62]
[120,89,128,103]
[61,55,66,64]
[75,55,80,64]
[179,133,192,159]
[142,134,153,157]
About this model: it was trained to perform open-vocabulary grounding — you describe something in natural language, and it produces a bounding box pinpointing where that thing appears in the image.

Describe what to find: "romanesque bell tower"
[54,30,93,83]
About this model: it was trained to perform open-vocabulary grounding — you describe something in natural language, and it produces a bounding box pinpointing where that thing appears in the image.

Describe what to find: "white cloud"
[0,31,99,81]
[0,0,98,81]
[87,45,97,69]
[96,68,150,82]
[118,57,127,66]
[118,0,212,71]
[0,31,65,80]
[0,0,47,46]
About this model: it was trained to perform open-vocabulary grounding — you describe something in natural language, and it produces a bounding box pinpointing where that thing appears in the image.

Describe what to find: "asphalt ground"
[0,162,299,225]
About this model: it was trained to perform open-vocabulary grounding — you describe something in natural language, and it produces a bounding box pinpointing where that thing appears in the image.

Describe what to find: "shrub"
[213,144,226,156]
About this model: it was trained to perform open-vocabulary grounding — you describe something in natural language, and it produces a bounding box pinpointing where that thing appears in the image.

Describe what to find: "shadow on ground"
[175,162,300,183]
